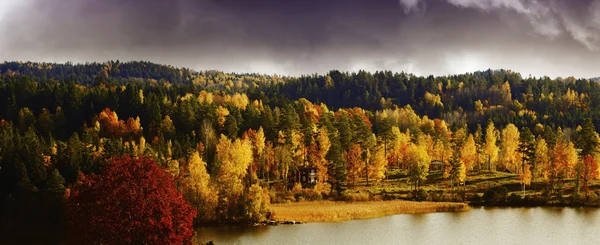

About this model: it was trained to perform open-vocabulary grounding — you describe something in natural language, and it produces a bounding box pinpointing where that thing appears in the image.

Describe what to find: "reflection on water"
[196,207,600,245]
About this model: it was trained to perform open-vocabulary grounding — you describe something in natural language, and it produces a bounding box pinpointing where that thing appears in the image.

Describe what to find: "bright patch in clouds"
[241,59,289,75]
[0,0,28,20]
[446,53,488,74]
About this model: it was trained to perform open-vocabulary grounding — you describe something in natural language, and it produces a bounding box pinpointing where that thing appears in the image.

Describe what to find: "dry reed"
[270,200,469,223]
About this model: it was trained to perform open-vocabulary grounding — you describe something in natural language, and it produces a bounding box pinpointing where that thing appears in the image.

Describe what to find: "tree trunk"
[366,159,370,187]
[416,179,419,191]
[521,155,525,196]
[384,136,387,181]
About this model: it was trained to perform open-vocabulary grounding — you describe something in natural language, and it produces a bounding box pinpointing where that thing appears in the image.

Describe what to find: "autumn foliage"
[344,143,363,186]
[66,156,196,245]
[96,108,142,139]
[581,155,599,193]
[11,62,600,237]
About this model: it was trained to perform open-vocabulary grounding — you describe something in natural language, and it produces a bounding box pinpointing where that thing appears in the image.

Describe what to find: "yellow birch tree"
[500,124,521,172]
[483,122,499,171]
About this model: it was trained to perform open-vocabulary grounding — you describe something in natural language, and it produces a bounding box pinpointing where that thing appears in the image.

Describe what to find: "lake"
[196,207,600,245]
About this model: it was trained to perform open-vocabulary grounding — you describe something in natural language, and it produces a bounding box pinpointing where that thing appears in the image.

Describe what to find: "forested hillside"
[3,61,600,131]
[2,61,600,236]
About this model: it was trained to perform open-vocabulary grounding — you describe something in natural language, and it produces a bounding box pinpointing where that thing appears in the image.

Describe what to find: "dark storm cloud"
[0,0,599,78]
[399,0,600,50]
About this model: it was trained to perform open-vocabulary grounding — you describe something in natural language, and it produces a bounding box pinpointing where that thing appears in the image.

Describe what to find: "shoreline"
[470,202,600,208]
[268,200,469,223]
[193,201,600,228]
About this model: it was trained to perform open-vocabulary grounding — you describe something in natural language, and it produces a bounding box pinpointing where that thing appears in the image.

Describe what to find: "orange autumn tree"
[263,142,276,181]
[344,143,363,186]
[96,108,142,139]
[581,155,599,194]
[550,137,578,191]
[96,108,121,137]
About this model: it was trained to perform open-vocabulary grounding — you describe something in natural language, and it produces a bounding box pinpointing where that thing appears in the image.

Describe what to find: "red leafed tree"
[67,156,196,245]
[581,155,599,193]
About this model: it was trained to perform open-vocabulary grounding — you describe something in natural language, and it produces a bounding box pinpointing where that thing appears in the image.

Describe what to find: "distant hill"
[0,60,199,85]
[3,61,600,127]
[592,77,600,82]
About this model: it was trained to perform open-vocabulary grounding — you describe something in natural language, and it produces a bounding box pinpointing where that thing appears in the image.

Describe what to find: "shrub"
[453,191,466,202]
[291,187,323,202]
[382,193,397,200]
[557,192,565,205]
[381,189,391,200]
[508,193,522,205]
[321,192,329,200]
[471,194,482,204]
[483,186,508,204]
[272,182,287,193]
[482,189,494,203]
[304,189,323,201]
[586,192,599,205]
[293,192,303,201]
[242,184,271,222]
[343,191,370,202]
[416,189,428,201]
[429,192,441,202]
[541,190,551,202]
[286,195,296,203]
[441,193,453,202]
[291,183,303,194]
[571,192,584,205]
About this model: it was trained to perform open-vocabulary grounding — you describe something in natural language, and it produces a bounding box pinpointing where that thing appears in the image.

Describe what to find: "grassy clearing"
[349,169,600,204]
[358,170,551,196]
[269,169,600,224]
[269,200,469,223]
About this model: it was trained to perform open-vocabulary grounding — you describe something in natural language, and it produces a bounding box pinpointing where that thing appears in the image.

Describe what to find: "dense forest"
[1,61,600,242]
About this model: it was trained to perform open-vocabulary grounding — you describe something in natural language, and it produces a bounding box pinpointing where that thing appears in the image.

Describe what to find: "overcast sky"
[0,0,599,78]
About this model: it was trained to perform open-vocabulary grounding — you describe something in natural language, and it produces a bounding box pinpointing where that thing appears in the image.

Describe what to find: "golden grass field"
[269,200,469,223]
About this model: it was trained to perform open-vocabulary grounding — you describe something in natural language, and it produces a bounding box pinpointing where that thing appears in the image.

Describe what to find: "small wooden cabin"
[287,166,318,189]
[429,160,444,172]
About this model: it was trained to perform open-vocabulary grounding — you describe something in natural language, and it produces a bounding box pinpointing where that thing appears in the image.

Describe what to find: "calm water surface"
[196,207,600,245]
